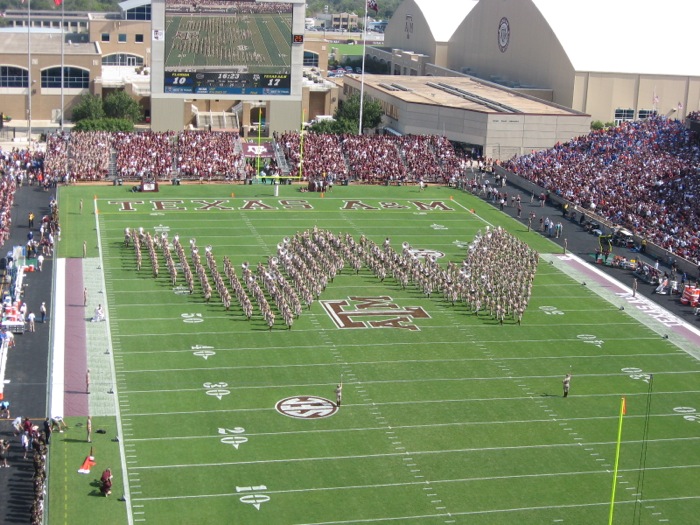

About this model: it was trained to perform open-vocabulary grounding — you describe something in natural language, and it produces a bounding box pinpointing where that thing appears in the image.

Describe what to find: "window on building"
[303,51,319,67]
[118,34,127,43]
[0,66,29,88]
[637,109,656,120]
[102,53,144,67]
[125,5,151,20]
[135,34,144,43]
[101,33,110,42]
[614,108,634,125]
[41,67,89,89]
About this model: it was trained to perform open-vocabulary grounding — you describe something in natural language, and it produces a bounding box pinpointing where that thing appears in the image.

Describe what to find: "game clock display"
[165,72,291,95]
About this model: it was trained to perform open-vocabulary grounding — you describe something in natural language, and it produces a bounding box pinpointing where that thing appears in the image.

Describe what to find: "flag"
[78,455,96,474]
[78,447,96,474]
[367,0,378,13]
[621,397,626,416]
[677,102,684,112]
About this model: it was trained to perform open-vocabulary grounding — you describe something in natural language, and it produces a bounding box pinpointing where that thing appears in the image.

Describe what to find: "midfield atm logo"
[321,296,430,331]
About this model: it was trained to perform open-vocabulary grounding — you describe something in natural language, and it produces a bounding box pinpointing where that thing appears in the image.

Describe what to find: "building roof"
[412,0,479,42]
[118,0,150,12]
[0,32,99,55]
[344,74,584,115]
[533,0,700,76]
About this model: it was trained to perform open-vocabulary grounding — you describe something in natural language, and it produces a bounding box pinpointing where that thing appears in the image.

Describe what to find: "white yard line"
[124,412,688,442]
[101,340,679,355]
[120,391,700,417]
[115,351,687,374]
[129,436,700,471]
[130,465,700,501]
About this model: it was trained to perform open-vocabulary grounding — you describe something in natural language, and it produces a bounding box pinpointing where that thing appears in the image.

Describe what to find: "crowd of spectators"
[279,132,348,180]
[44,132,111,182]
[503,116,700,262]
[687,111,700,121]
[0,149,32,246]
[114,131,175,180]
[177,131,244,180]
[278,132,463,184]
[342,135,407,182]
[43,131,466,187]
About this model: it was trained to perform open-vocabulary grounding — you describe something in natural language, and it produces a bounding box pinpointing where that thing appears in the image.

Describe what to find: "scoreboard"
[165,72,291,95]
[163,0,294,96]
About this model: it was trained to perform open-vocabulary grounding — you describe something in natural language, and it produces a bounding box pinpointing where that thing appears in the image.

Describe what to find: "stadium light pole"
[60,0,65,131]
[27,0,33,144]
[358,1,370,135]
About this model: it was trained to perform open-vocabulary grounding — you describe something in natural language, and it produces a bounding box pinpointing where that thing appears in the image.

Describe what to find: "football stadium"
[0,117,699,524]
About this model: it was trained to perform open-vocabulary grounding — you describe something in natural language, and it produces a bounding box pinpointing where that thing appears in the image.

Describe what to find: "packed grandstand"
[11,114,700,265]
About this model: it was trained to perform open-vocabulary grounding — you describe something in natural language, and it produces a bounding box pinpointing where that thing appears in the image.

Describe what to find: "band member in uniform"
[335,382,343,407]
[563,373,571,398]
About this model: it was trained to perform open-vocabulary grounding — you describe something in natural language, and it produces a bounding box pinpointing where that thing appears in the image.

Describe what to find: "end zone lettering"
[104,199,454,212]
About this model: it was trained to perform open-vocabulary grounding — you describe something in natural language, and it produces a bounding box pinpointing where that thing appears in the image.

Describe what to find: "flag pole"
[298,110,305,180]
[358,1,370,135]
[608,397,626,525]
[27,0,32,144]
[60,0,65,131]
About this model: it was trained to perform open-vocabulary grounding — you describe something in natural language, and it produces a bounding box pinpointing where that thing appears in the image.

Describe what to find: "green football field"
[49,183,700,525]
[164,12,292,70]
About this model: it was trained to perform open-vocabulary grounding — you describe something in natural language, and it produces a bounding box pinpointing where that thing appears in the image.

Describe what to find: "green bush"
[72,118,134,132]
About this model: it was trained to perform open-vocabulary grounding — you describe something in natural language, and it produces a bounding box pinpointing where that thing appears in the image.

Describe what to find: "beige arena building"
[372,0,700,124]
[3,0,696,147]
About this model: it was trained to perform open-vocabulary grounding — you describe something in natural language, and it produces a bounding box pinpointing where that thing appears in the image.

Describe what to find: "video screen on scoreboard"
[164,0,293,95]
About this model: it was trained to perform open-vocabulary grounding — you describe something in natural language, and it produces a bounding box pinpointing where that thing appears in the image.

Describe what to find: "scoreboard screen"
[164,0,293,95]
[165,72,290,95]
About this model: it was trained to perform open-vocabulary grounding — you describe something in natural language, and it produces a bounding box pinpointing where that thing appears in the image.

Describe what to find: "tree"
[71,94,105,122]
[73,118,134,132]
[103,90,143,123]
[335,93,383,133]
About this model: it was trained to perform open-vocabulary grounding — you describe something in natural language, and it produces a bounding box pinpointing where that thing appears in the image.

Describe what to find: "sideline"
[544,252,700,359]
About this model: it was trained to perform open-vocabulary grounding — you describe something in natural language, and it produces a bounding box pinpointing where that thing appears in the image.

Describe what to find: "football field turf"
[50,184,700,524]
[164,13,292,70]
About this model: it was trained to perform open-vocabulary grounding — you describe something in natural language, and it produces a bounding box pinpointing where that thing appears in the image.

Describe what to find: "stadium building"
[340,73,590,159]
[0,0,338,136]
[369,0,700,124]
[5,0,696,149]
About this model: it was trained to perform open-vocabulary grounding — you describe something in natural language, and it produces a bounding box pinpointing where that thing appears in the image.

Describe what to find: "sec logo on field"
[275,396,338,419]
